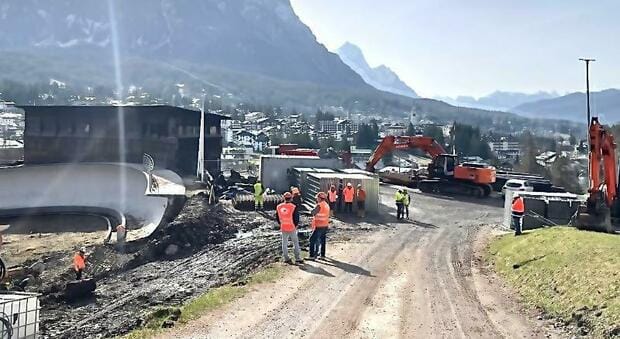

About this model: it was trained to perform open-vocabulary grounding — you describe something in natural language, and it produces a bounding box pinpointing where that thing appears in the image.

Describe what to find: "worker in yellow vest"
[309,192,330,260]
[253,180,265,211]
[276,192,302,264]
[511,195,525,235]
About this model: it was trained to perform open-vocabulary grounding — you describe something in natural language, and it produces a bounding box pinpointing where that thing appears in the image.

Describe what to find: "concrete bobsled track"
[0,163,186,240]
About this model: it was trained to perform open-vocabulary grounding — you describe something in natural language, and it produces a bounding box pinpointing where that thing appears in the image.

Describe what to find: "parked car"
[502,179,534,198]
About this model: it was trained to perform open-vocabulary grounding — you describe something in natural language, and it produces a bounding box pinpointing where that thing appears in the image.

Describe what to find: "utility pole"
[579,58,595,126]
[579,57,595,189]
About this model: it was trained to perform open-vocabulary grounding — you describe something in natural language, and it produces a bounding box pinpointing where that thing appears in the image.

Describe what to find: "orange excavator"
[366,135,496,197]
[575,117,620,233]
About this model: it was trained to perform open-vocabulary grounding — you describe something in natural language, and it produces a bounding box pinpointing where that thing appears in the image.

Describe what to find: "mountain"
[513,89,620,123]
[336,42,418,98]
[0,0,372,90]
[437,91,558,111]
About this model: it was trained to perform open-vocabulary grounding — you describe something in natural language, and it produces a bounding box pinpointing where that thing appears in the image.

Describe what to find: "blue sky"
[290,0,620,98]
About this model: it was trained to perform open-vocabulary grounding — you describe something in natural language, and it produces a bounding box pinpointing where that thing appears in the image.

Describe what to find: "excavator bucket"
[574,204,615,233]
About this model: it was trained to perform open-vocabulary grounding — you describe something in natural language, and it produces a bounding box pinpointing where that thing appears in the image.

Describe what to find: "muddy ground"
[8,194,381,338]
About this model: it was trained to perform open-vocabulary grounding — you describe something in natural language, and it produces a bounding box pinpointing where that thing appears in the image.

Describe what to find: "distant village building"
[488,138,521,161]
[233,130,271,152]
[22,105,229,176]
[317,119,359,140]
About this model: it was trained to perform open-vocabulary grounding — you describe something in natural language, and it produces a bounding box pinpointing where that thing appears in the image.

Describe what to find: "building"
[233,130,271,152]
[21,105,229,176]
[488,139,521,161]
[317,119,358,140]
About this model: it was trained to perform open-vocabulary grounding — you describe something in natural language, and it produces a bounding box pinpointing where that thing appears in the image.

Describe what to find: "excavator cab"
[428,154,457,178]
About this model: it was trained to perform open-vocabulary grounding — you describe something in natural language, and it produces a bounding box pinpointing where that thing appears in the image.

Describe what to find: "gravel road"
[165,186,557,338]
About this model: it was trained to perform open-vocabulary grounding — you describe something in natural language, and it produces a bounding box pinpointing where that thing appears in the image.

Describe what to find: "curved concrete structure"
[0,163,185,240]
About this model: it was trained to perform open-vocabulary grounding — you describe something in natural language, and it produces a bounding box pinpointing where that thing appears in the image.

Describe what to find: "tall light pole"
[579,58,595,126]
[579,58,595,189]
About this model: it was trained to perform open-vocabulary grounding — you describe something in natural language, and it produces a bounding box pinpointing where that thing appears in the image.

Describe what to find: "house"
[384,123,406,136]
[21,105,229,176]
[488,139,521,161]
[233,130,271,152]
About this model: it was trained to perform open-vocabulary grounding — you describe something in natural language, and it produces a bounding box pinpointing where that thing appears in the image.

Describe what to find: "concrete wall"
[0,163,179,238]
[260,155,342,193]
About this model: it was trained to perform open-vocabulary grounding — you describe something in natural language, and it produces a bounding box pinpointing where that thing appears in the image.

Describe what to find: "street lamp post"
[579,57,595,189]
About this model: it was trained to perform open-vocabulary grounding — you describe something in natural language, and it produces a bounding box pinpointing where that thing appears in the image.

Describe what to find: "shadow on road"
[316,258,375,277]
[298,262,335,277]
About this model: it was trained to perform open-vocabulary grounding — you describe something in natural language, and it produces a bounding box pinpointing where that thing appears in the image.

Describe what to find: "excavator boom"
[366,136,446,172]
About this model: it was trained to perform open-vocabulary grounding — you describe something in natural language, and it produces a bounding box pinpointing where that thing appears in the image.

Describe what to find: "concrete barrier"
[0,163,185,240]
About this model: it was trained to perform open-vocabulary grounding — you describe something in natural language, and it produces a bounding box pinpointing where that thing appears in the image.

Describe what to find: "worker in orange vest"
[511,195,525,236]
[276,192,302,264]
[356,184,366,218]
[327,185,338,217]
[343,182,355,214]
[309,192,331,259]
[73,247,87,280]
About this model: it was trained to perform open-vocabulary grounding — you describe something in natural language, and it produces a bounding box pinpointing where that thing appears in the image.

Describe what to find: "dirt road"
[165,186,555,338]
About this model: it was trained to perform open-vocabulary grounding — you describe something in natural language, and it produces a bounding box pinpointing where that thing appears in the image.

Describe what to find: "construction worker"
[356,184,366,218]
[276,192,302,264]
[328,185,338,217]
[290,186,303,211]
[253,180,265,211]
[512,194,525,236]
[336,180,344,213]
[73,247,87,280]
[309,192,330,259]
[395,189,404,219]
[402,190,410,219]
[343,182,355,214]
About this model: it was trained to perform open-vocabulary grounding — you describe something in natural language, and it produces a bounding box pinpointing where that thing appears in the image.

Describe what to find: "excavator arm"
[366,135,446,172]
[588,117,618,206]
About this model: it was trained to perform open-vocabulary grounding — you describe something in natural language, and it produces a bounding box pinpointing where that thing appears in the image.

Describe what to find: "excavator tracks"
[418,179,491,198]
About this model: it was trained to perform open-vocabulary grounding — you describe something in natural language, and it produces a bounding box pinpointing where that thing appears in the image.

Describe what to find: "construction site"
[0,105,618,338]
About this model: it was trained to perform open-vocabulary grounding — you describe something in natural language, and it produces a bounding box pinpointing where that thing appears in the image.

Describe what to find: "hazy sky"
[291,0,620,98]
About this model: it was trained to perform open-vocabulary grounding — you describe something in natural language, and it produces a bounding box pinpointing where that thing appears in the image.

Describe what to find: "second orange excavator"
[366,135,496,197]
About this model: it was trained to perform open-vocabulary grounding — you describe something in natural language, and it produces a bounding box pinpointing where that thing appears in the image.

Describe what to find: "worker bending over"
[73,247,87,280]
[402,190,410,219]
[309,192,331,259]
[511,195,525,236]
[328,185,338,217]
[395,189,404,219]
[343,182,355,214]
[276,192,303,264]
[356,184,366,218]
[253,180,265,211]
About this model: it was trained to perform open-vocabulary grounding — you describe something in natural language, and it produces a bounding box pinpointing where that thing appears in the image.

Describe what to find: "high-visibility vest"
[73,253,85,271]
[512,197,525,214]
[343,187,354,203]
[291,187,300,195]
[253,182,264,197]
[328,190,338,203]
[395,192,403,203]
[276,202,296,232]
[313,201,330,228]
[357,189,366,201]
[403,193,410,205]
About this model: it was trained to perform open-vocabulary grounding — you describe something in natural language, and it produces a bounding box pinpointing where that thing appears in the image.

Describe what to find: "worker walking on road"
[403,190,410,219]
[328,185,338,217]
[343,182,355,214]
[253,180,265,211]
[395,189,404,219]
[276,192,303,264]
[511,195,525,236]
[356,184,366,218]
[73,247,87,280]
[309,192,331,260]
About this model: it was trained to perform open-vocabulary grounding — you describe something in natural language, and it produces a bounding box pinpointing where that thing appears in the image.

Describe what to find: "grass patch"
[123,264,284,339]
[488,227,619,337]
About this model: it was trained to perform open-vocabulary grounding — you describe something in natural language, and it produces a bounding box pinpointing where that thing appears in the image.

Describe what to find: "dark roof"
[18,105,231,120]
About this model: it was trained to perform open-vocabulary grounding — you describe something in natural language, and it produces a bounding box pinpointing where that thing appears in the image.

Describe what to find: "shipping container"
[259,155,342,193]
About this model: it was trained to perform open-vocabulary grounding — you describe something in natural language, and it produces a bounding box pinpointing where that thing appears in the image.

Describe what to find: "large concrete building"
[21,105,229,176]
